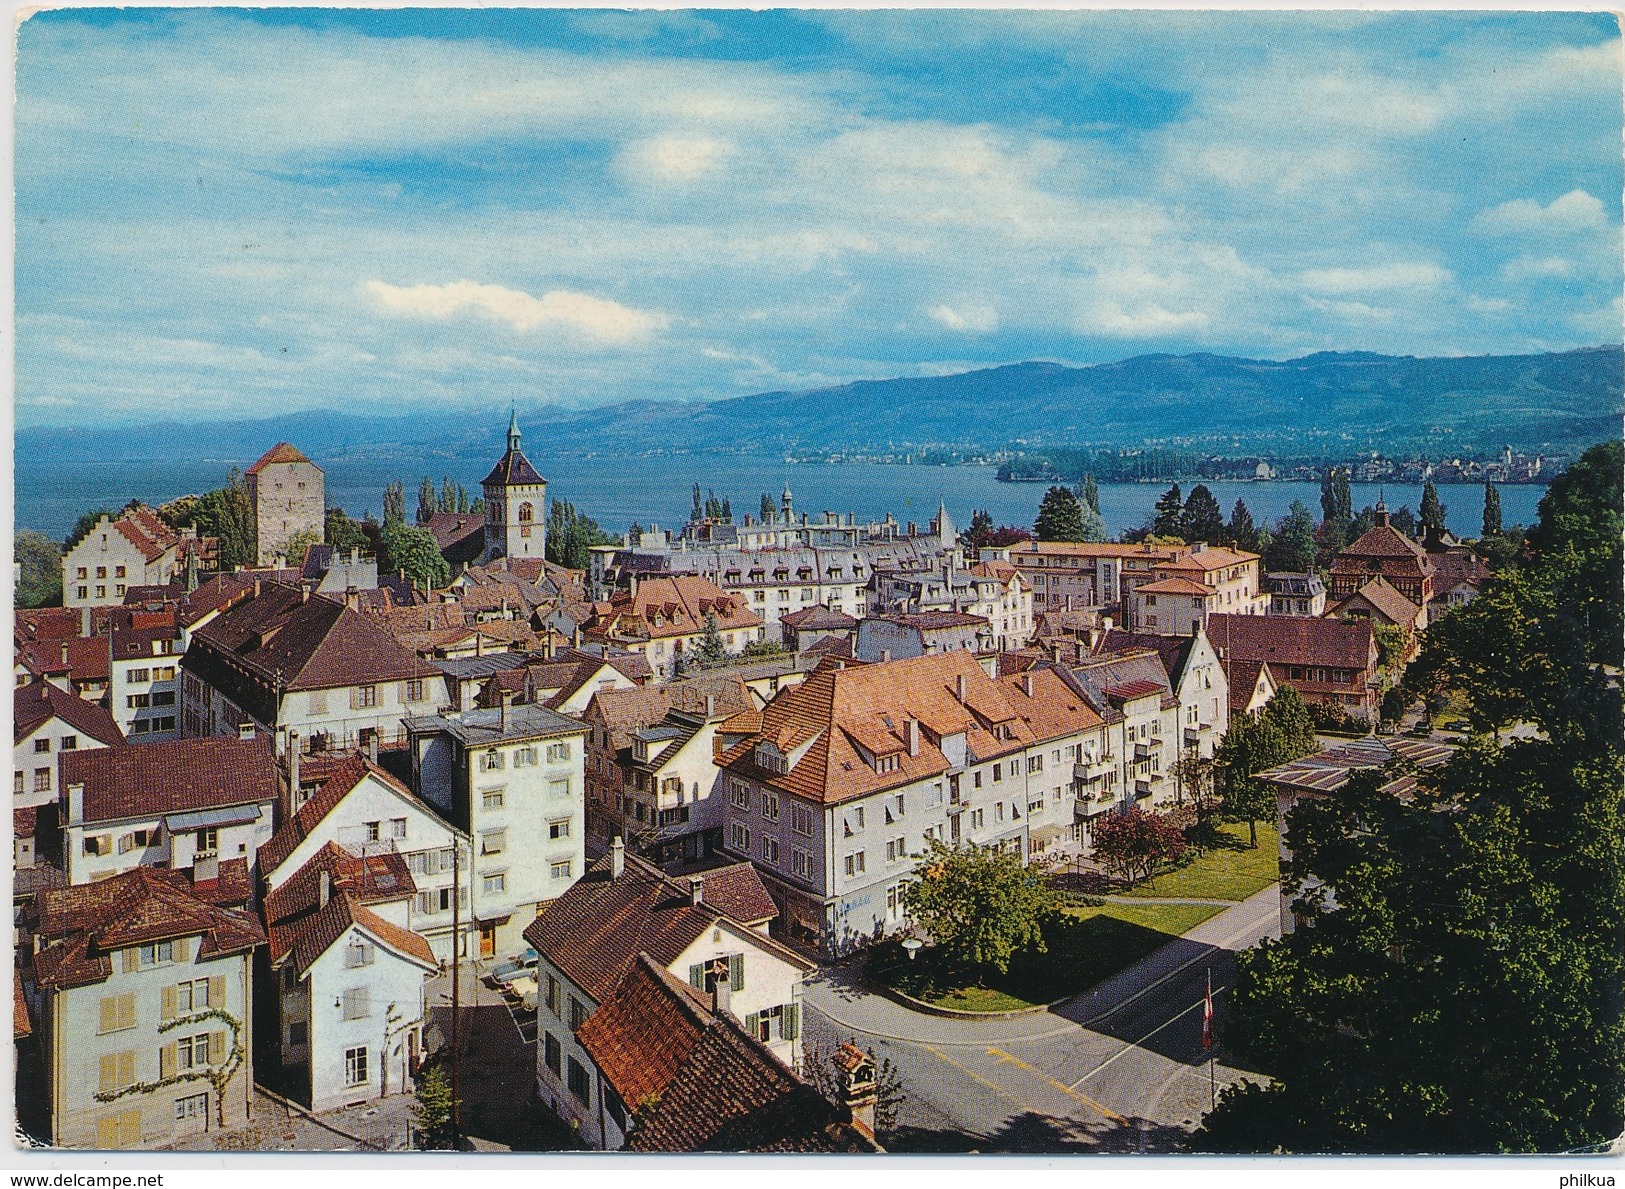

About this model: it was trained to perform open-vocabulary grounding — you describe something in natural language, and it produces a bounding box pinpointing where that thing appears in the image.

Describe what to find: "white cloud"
[1468,296,1512,314]
[1083,302,1210,338]
[1303,296,1395,322]
[928,302,998,333]
[619,135,734,183]
[1301,262,1452,294]
[365,279,666,343]
[1475,189,1609,235]
[1500,255,1575,282]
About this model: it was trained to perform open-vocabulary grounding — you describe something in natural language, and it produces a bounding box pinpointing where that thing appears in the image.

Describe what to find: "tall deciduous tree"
[417,477,437,524]
[1081,474,1101,516]
[382,480,407,528]
[324,507,370,556]
[1319,466,1353,546]
[15,529,62,608]
[1265,500,1318,574]
[903,839,1055,975]
[1419,481,1446,538]
[1182,484,1226,544]
[381,523,450,592]
[1214,685,1318,847]
[1033,485,1087,543]
[1227,499,1260,553]
[546,498,614,571]
[1092,806,1188,886]
[760,492,775,522]
[1152,484,1185,538]
[1481,483,1502,538]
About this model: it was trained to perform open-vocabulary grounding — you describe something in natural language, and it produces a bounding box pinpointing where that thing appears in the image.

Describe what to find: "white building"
[109,622,183,742]
[480,412,548,564]
[259,753,470,963]
[14,677,124,809]
[25,867,263,1148]
[717,651,1107,956]
[264,843,437,1112]
[522,843,812,1149]
[60,736,279,889]
[63,506,179,610]
[406,701,588,958]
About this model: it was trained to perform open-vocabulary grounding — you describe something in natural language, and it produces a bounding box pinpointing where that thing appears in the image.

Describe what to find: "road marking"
[919,1043,1035,1113]
[986,1046,1127,1124]
[1071,986,1229,1088]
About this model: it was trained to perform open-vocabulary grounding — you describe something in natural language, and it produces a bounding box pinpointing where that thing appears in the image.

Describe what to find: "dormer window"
[754,741,790,775]
[875,753,901,774]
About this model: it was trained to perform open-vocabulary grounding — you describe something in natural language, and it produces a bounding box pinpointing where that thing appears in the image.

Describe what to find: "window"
[730,822,751,851]
[346,940,375,968]
[98,1052,138,1096]
[973,770,983,789]
[34,769,51,793]
[548,778,571,800]
[176,978,211,1011]
[286,1018,308,1047]
[351,685,378,710]
[126,694,151,709]
[567,1057,591,1105]
[730,779,750,810]
[761,790,780,821]
[177,1033,210,1071]
[925,783,943,809]
[404,679,425,703]
[115,565,127,579]
[1028,755,1044,774]
[155,666,175,681]
[194,828,218,857]
[844,851,866,877]
[33,738,50,754]
[152,691,176,707]
[139,941,175,967]
[77,566,87,579]
[744,1003,800,1044]
[308,691,328,715]
[127,668,151,685]
[97,993,137,1034]
[365,821,382,842]
[12,773,20,796]
[173,1092,208,1123]
[971,808,985,830]
[550,860,573,880]
[995,801,1005,823]
[483,872,507,895]
[345,1046,369,1086]
[546,741,571,763]
[514,746,538,768]
[992,763,1002,783]
[544,1033,562,1076]
[762,835,780,864]
[548,819,570,841]
[481,830,507,855]
[482,788,505,810]
[569,996,588,1031]
[790,803,814,836]
[97,566,107,579]
[390,817,407,839]
[791,847,813,879]
[343,987,370,1020]
[481,749,505,772]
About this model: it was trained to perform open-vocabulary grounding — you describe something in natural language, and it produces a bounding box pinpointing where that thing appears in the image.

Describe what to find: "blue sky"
[14,8,1622,428]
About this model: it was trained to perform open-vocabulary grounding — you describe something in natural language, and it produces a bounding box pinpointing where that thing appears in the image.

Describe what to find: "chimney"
[1102,614,1113,633]
[237,722,255,741]
[345,585,359,610]
[253,578,261,598]
[319,870,331,908]
[688,875,704,907]
[287,730,300,795]
[1191,541,1206,554]
[501,689,514,733]
[80,606,91,636]
[1021,672,1034,697]
[705,693,716,719]
[366,733,379,764]
[351,547,360,566]
[834,1043,878,1140]
[905,718,920,757]
[712,960,731,1017]
[880,649,891,664]
[66,782,84,826]
[59,641,67,666]
[610,836,625,879]
[301,586,311,603]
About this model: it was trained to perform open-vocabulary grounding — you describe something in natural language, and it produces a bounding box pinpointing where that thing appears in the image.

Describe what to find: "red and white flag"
[1201,971,1214,1051]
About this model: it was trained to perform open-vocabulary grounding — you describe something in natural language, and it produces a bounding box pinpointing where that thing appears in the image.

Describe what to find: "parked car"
[484,948,539,987]
[1408,720,1434,737]
[1443,719,1472,732]
[505,974,539,1012]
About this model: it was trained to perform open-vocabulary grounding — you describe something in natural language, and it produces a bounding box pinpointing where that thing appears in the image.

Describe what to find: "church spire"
[507,407,521,453]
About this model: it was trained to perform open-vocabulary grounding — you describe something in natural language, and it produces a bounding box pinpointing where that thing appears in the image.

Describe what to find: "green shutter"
[688,964,704,989]
[784,1002,799,1041]
[744,1012,759,1036]
[729,953,744,992]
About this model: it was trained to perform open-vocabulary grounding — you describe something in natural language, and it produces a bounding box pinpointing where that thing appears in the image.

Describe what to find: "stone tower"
[245,442,324,566]
[481,410,547,563]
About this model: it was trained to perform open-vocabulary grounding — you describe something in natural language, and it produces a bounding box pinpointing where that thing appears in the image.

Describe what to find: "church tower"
[480,410,547,563]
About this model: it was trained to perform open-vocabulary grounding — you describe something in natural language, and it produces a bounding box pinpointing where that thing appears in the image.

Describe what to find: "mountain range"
[19,345,1621,466]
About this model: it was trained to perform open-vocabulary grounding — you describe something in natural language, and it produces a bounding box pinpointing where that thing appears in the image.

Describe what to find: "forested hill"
[20,345,1620,464]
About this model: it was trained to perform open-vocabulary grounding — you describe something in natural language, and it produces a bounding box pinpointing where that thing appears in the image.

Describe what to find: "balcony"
[1134,779,1153,799]
[1133,742,1151,761]
[1074,757,1112,780]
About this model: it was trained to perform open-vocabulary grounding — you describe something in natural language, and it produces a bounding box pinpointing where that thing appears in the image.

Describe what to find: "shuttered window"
[97,993,136,1034]
[343,987,371,1020]
[95,1108,141,1148]
[99,1050,136,1094]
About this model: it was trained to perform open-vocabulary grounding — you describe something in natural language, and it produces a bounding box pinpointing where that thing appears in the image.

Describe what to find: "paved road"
[802,883,1283,1152]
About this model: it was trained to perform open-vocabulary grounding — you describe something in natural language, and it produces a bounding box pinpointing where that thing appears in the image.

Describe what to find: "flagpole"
[1206,967,1216,1112]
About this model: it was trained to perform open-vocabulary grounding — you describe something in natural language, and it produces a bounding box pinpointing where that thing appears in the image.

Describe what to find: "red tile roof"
[14,677,125,748]
[30,867,264,990]
[62,735,277,825]
[695,863,778,925]
[259,754,445,876]
[114,517,169,563]
[779,606,859,632]
[1208,613,1377,674]
[589,576,762,644]
[1136,576,1213,597]
[522,850,806,1005]
[1333,577,1422,628]
[265,843,432,975]
[576,953,710,1110]
[1338,520,1431,561]
[246,442,317,475]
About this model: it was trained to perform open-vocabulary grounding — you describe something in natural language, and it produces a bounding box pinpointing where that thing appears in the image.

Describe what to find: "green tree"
[1214,686,1317,847]
[325,507,370,556]
[1319,466,1353,546]
[903,838,1055,976]
[381,523,450,592]
[443,476,458,516]
[1264,500,1317,573]
[760,493,774,522]
[1481,482,1503,539]
[1181,484,1225,544]
[1419,481,1446,538]
[1151,484,1185,538]
[1227,499,1259,553]
[412,1064,458,1150]
[285,527,322,567]
[693,611,729,668]
[16,529,63,608]
[1033,485,1087,543]
[1081,473,1101,516]
[546,498,614,571]
[192,468,256,570]
[468,495,484,516]
[1390,505,1418,537]
[382,481,407,529]
[416,477,437,524]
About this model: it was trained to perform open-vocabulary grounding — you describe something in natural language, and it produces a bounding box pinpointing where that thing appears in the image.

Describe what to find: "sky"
[13,7,1623,429]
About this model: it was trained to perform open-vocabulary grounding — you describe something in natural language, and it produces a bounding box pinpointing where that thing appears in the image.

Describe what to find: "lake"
[15,453,1546,546]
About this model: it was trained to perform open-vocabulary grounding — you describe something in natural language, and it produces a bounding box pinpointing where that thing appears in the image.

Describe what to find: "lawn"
[1117,821,1281,902]
[875,900,1223,1014]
